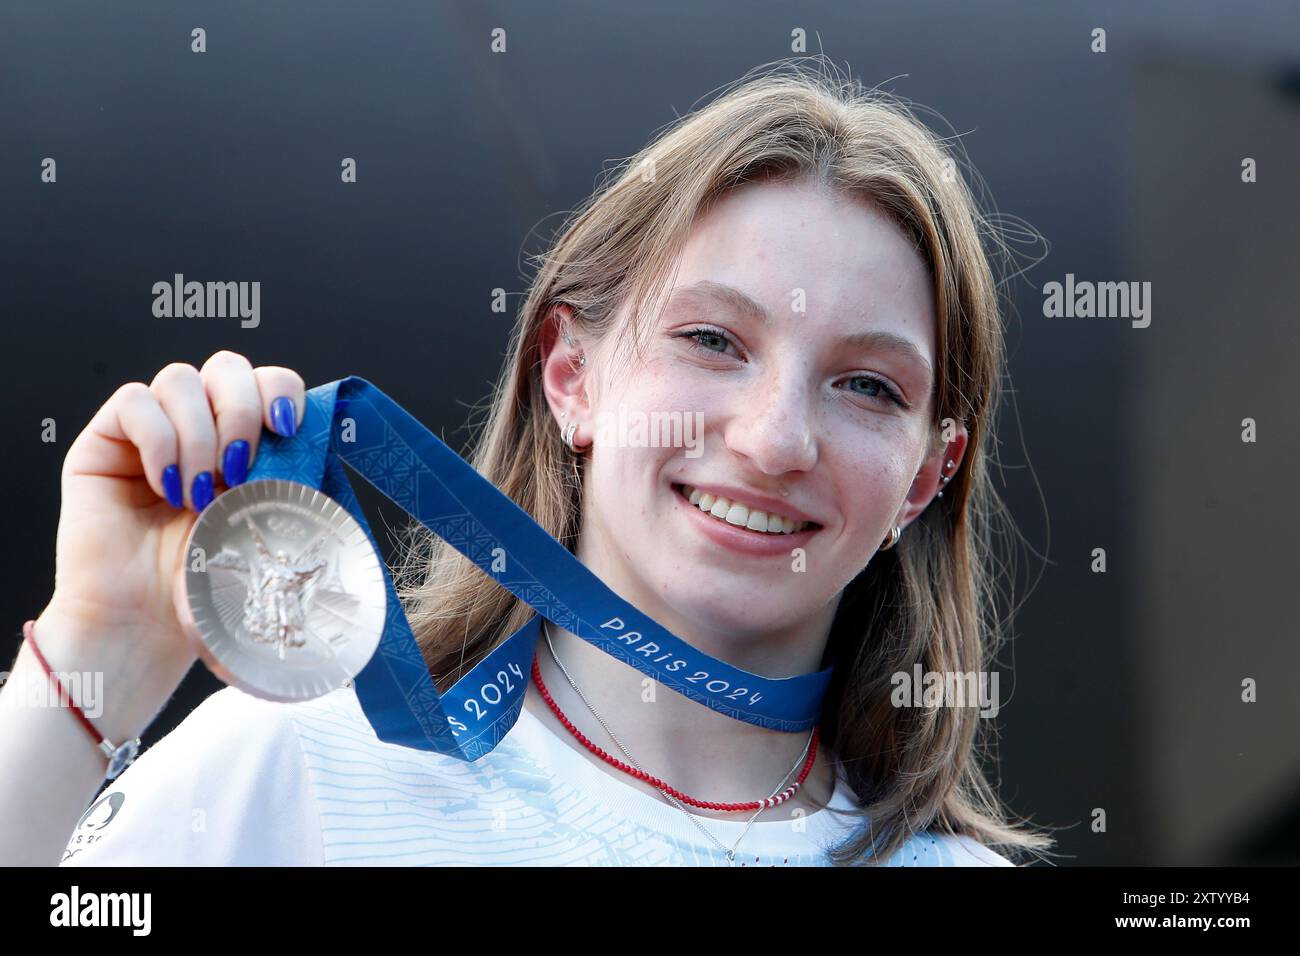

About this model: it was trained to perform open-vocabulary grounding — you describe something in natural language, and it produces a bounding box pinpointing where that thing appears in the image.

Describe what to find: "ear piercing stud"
[562,331,586,367]
[937,459,955,498]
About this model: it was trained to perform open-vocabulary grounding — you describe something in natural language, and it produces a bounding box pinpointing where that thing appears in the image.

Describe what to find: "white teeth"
[677,485,809,535]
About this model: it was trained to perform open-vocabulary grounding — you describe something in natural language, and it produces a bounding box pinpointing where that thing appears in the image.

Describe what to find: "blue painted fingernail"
[193,471,214,511]
[162,464,183,508]
[270,396,296,437]
[222,440,250,487]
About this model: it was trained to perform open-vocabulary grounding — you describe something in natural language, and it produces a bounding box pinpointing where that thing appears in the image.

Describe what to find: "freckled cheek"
[589,444,667,520]
[833,438,914,529]
[634,369,708,412]
[625,350,719,401]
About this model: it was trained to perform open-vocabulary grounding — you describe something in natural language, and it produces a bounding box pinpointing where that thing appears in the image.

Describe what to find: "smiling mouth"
[672,483,821,536]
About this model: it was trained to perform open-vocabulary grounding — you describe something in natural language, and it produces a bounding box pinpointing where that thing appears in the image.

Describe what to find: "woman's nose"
[722,373,818,476]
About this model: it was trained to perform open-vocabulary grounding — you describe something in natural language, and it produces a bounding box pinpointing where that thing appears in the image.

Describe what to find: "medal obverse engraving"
[180,479,387,702]
[209,516,331,660]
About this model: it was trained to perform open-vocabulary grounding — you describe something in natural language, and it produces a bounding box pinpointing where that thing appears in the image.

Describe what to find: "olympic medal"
[176,478,388,702]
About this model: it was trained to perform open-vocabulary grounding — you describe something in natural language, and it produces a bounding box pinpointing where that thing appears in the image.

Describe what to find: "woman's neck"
[522,616,842,824]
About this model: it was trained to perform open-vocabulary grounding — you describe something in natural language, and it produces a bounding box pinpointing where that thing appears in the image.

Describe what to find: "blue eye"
[677,326,734,355]
[674,326,909,409]
[844,375,908,408]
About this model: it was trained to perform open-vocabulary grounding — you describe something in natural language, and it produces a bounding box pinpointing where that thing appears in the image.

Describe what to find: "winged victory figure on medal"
[207,517,360,660]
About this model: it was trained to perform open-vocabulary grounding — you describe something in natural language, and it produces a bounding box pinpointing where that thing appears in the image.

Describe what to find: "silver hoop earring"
[561,420,582,453]
[879,525,901,551]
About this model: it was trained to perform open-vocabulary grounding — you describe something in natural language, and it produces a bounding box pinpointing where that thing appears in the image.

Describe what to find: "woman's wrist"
[26,601,196,748]
[0,605,194,865]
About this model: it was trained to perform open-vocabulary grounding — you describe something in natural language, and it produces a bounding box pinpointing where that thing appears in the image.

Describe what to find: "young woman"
[1,60,1051,866]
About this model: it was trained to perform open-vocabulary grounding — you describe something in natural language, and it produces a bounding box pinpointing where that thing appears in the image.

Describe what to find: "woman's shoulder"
[883,830,1016,867]
[820,766,1016,867]
[61,685,326,866]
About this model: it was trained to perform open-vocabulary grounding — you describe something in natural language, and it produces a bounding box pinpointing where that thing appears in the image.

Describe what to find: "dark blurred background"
[2,0,1297,865]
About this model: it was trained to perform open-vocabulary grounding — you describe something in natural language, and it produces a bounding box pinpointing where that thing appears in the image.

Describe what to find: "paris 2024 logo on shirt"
[61,790,126,862]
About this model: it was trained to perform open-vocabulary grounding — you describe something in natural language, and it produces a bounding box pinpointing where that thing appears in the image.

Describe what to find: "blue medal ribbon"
[245,377,834,760]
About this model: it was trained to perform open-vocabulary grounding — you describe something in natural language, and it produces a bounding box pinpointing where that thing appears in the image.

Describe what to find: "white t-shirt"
[59,684,1014,867]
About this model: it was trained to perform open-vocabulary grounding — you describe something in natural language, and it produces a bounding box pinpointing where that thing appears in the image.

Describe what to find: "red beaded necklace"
[530,653,819,813]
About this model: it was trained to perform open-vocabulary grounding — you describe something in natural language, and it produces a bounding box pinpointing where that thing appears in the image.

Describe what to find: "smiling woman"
[8,56,1050,869]
[390,56,1054,865]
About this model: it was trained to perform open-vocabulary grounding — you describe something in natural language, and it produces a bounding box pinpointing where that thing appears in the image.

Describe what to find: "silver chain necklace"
[540,620,814,867]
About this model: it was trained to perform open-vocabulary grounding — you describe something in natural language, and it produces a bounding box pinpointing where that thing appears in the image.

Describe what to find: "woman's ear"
[539,302,594,434]
[893,422,970,530]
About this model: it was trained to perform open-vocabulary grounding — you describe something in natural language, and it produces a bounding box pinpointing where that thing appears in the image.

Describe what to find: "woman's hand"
[0,352,308,865]
[36,351,306,681]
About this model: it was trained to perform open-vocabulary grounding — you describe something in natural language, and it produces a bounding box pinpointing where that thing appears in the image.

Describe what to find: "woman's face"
[549,177,961,660]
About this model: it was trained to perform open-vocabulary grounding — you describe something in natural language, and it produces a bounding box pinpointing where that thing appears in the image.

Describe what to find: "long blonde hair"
[395,56,1054,865]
